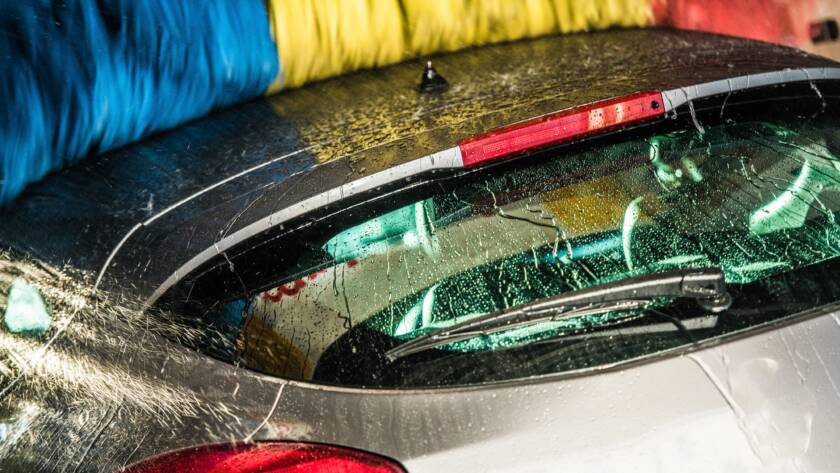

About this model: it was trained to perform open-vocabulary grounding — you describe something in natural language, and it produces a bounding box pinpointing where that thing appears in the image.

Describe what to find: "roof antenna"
[418,61,449,93]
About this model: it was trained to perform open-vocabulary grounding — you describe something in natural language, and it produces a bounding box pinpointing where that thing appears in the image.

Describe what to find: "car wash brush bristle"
[267,0,652,89]
[1,0,652,206]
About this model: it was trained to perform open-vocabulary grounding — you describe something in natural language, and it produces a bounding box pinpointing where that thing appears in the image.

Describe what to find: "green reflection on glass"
[750,142,840,235]
[360,121,840,352]
[323,201,435,262]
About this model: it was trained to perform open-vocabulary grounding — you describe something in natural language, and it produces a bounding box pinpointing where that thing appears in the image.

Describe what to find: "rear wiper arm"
[384,267,731,362]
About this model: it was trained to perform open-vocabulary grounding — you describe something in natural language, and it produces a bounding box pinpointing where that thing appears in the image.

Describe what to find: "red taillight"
[123,442,406,473]
[459,91,664,167]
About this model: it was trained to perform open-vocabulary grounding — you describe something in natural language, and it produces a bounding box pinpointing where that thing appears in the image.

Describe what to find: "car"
[2,28,840,472]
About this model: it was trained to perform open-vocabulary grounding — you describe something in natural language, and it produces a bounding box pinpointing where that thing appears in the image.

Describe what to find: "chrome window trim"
[661,67,840,111]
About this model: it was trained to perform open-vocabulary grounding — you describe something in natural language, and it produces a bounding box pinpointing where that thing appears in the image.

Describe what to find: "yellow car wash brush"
[267,0,652,89]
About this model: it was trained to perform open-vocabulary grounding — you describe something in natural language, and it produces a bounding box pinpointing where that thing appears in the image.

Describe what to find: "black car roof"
[1,28,837,298]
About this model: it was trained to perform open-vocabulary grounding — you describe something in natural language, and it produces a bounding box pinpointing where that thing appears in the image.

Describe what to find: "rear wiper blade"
[384,267,731,362]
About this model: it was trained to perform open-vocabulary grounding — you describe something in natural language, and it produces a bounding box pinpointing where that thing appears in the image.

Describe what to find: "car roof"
[1,28,836,297]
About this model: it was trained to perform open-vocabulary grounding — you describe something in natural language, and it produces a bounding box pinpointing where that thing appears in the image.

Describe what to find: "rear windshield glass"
[166,94,840,388]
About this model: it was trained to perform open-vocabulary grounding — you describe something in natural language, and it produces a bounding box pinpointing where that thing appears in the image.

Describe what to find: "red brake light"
[459,91,664,167]
[123,442,406,473]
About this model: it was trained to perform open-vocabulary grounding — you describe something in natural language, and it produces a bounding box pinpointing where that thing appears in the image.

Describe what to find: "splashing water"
[0,251,250,471]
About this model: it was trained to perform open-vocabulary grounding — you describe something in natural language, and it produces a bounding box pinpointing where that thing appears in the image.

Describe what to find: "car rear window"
[161,91,840,388]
